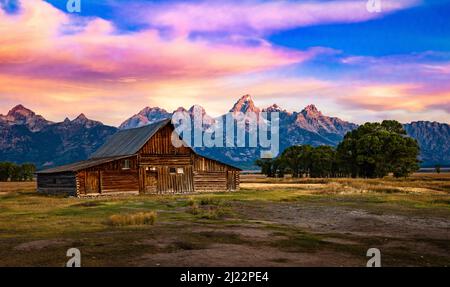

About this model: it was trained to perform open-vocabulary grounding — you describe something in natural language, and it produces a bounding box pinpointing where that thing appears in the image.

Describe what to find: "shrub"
[187,202,200,215]
[186,199,227,219]
[186,197,196,206]
[199,197,222,206]
[106,211,157,226]
[0,162,36,182]
[198,207,225,220]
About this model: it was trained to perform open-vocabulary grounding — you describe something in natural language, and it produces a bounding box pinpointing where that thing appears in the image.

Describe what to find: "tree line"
[0,162,36,182]
[256,120,421,178]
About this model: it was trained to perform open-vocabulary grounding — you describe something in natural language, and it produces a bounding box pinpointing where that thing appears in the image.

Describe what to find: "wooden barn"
[36,119,240,197]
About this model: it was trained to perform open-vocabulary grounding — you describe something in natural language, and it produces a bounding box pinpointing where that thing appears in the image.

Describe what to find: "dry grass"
[0,177,449,266]
[106,211,157,227]
[241,173,450,194]
[186,198,227,219]
[187,202,200,215]
[0,181,36,193]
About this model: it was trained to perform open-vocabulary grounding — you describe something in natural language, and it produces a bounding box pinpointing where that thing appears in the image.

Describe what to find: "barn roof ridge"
[89,118,171,159]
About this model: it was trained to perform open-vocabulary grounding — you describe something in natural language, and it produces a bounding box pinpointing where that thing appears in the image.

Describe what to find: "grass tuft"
[106,211,157,227]
[199,197,223,206]
[187,200,227,219]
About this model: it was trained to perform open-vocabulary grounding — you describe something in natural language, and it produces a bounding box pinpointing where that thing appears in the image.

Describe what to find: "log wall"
[194,171,227,192]
[77,156,139,196]
[37,172,77,196]
[193,155,240,192]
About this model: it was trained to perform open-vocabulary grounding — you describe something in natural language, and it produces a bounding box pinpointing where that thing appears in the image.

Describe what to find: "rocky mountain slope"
[404,121,450,167]
[0,105,117,168]
[118,107,171,130]
[0,104,52,132]
[0,98,448,169]
[119,95,447,169]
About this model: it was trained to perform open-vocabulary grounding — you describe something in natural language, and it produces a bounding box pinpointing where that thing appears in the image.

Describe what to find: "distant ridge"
[1,96,449,169]
[0,106,117,168]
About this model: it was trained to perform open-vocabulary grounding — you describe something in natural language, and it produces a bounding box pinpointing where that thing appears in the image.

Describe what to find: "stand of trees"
[256,120,420,179]
[0,162,36,182]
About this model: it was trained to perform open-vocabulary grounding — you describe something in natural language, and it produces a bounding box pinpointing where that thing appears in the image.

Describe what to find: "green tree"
[279,145,314,178]
[9,164,22,181]
[20,163,36,181]
[435,164,441,174]
[298,145,313,177]
[255,158,275,177]
[337,120,420,178]
[256,157,286,178]
[272,157,286,178]
[0,162,13,181]
[279,145,303,177]
[380,120,406,135]
[309,146,336,178]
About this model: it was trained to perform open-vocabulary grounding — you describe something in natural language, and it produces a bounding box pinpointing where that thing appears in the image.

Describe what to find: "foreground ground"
[0,174,449,267]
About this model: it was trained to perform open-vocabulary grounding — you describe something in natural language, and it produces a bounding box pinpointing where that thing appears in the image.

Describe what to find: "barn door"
[145,169,158,194]
[86,171,100,194]
[159,166,193,194]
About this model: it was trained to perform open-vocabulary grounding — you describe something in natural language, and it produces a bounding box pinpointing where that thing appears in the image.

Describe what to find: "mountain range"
[0,106,117,168]
[1,95,449,169]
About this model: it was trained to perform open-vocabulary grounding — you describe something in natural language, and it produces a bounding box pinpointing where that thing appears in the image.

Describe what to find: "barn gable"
[90,119,171,158]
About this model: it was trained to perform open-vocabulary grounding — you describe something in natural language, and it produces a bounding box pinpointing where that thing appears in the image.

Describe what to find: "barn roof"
[37,118,242,174]
[36,155,132,174]
[90,119,171,159]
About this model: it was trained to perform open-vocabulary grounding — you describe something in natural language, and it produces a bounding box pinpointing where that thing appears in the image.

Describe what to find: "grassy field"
[0,173,449,267]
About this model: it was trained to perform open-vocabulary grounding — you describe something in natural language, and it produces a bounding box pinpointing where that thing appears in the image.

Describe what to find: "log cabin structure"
[36,119,240,197]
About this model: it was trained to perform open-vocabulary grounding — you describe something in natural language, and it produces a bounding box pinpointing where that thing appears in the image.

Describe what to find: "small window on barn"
[176,167,184,174]
[169,167,176,174]
[122,159,130,170]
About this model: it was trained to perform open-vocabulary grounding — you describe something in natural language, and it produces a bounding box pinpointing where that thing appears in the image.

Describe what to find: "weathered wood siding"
[193,155,240,192]
[138,125,193,194]
[139,125,191,155]
[140,155,192,166]
[139,163,194,194]
[227,170,240,191]
[137,125,239,193]
[37,172,77,196]
[157,165,194,193]
[77,156,139,196]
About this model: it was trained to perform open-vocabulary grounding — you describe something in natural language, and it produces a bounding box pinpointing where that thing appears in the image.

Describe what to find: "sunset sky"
[0,0,449,126]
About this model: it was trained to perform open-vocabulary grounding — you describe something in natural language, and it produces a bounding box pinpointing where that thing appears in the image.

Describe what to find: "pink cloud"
[1,0,447,126]
[127,0,420,36]
[338,53,450,93]
[0,0,322,124]
[0,0,316,84]
[340,83,450,113]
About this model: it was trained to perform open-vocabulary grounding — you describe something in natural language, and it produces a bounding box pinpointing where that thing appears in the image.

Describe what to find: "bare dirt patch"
[14,239,72,251]
[136,243,363,267]
[233,201,450,240]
